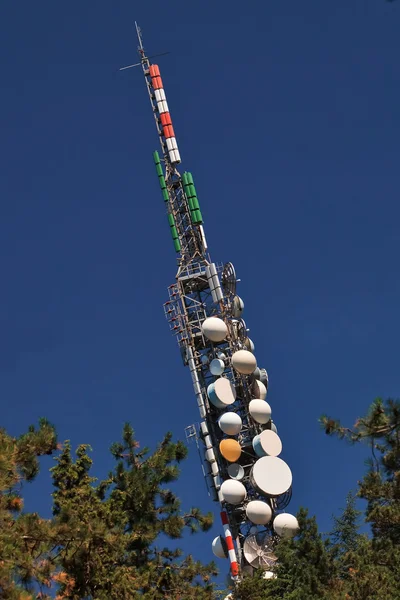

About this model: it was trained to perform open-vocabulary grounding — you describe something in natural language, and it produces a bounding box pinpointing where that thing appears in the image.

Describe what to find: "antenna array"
[130,23,299,586]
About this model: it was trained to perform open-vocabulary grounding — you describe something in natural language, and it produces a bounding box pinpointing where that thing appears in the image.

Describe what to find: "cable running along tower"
[131,23,299,584]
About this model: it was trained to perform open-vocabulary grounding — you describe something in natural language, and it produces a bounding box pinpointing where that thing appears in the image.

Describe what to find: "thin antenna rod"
[119,52,170,72]
[135,21,144,52]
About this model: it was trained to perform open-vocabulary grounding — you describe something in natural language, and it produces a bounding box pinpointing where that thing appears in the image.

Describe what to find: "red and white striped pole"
[149,64,181,164]
[221,510,239,577]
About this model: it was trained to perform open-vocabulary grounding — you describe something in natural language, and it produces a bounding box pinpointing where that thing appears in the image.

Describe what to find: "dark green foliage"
[0,419,58,599]
[321,398,400,598]
[231,568,274,600]
[234,508,335,600]
[321,398,400,547]
[3,397,400,599]
[0,421,217,599]
[50,423,216,599]
[324,493,378,599]
[329,492,361,556]
[271,508,335,599]
[236,398,400,600]
[328,491,362,582]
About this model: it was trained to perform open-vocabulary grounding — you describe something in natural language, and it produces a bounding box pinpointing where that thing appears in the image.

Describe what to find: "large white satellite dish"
[250,456,292,497]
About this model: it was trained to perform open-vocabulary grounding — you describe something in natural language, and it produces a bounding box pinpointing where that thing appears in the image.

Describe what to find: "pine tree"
[329,492,361,556]
[321,398,400,598]
[327,490,363,586]
[233,508,336,600]
[50,423,217,599]
[232,399,400,600]
[0,419,58,599]
[1,421,219,599]
[230,567,275,600]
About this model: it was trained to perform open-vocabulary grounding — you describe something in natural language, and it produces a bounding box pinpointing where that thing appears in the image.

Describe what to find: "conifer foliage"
[321,398,400,598]
[234,398,400,599]
[329,492,361,558]
[2,399,400,599]
[0,421,217,599]
[0,419,58,599]
[233,508,336,600]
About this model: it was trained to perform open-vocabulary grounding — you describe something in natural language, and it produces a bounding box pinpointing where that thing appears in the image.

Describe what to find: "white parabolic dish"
[255,379,267,400]
[220,479,247,505]
[210,358,225,376]
[218,412,242,435]
[251,456,292,497]
[202,317,228,342]
[214,378,237,406]
[244,337,255,353]
[212,536,227,559]
[232,295,244,318]
[207,378,236,409]
[249,399,272,424]
[258,430,282,457]
[231,349,257,375]
[273,513,299,538]
[246,500,272,525]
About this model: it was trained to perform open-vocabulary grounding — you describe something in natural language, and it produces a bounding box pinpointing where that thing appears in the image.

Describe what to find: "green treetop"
[233,508,336,600]
[321,397,400,598]
[51,423,216,600]
[0,421,219,600]
[0,418,58,599]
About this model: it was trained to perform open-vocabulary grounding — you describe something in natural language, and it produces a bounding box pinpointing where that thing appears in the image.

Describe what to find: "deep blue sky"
[1,0,399,584]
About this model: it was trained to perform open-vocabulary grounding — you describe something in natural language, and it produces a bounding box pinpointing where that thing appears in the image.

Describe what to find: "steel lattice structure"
[128,23,298,586]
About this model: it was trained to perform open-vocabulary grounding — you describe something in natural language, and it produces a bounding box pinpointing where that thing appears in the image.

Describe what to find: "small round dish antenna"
[231,318,248,343]
[222,262,237,297]
[227,463,245,480]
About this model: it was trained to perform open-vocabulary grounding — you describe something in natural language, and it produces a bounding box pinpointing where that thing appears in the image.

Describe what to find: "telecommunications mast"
[125,23,299,584]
